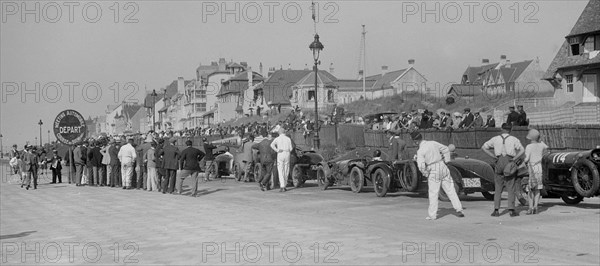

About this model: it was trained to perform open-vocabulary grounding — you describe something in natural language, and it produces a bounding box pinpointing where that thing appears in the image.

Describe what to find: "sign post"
[53,110,87,185]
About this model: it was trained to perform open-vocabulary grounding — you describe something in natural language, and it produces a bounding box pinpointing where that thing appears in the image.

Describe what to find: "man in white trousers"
[270,127,293,192]
[118,137,137,189]
[412,131,465,220]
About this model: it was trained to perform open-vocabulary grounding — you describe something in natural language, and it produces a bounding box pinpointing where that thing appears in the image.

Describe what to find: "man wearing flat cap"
[160,138,180,194]
[413,131,464,220]
[517,105,528,126]
[481,123,524,217]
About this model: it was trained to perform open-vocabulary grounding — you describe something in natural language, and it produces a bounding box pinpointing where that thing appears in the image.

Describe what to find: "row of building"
[87,0,600,136]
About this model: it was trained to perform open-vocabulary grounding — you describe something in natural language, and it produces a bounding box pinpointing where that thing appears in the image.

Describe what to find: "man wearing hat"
[270,127,293,192]
[472,112,483,128]
[118,137,137,189]
[73,142,86,186]
[506,106,520,126]
[135,134,154,190]
[49,149,63,183]
[481,123,525,217]
[109,138,121,187]
[177,139,205,196]
[458,108,474,128]
[160,138,180,194]
[412,131,465,220]
[9,144,20,174]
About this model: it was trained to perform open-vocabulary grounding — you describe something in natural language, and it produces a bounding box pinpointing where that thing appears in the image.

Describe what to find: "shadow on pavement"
[0,231,37,240]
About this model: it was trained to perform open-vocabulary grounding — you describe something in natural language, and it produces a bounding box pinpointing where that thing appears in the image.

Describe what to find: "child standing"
[524,129,548,215]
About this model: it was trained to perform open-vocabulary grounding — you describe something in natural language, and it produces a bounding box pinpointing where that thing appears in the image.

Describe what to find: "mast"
[361,25,367,100]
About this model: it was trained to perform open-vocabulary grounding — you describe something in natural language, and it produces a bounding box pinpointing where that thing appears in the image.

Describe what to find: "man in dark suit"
[73,142,86,186]
[49,150,63,183]
[160,138,180,194]
[517,105,528,126]
[202,138,218,181]
[506,106,520,126]
[252,132,276,191]
[485,115,496,128]
[177,140,205,197]
[109,139,121,187]
[88,140,103,186]
[155,138,165,191]
[21,145,38,190]
[135,135,153,190]
[458,108,474,128]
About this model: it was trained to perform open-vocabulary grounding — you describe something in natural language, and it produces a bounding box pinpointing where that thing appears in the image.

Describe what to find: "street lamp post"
[309,33,324,150]
[38,120,43,146]
[151,89,158,132]
[47,130,50,144]
[0,133,3,158]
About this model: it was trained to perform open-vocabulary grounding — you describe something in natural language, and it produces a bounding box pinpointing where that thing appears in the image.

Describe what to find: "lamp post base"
[313,136,320,151]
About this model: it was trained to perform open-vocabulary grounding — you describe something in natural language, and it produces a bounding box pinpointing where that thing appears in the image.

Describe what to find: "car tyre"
[349,167,365,193]
[401,162,419,192]
[571,159,600,197]
[561,194,584,205]
[481,191,495,201]
[316,166,329,190]
[233,162,242,181]
[373,168,390,197]
[292,164,303,188]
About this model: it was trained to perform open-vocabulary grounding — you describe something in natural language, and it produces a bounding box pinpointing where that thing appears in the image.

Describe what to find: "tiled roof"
[121,104,142,120]
[295,71,337,87]
[261,70,336,105]
[567,0,600,37]
[504,60,533,82]
[216,71,264,97]
[335,79,377,91]
[448,85,483,96]
[544,40,600,79]
[370,69,407,90]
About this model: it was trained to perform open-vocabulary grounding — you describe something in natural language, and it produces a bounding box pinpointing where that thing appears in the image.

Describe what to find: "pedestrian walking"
[118,137,137,189]
[177,140,205,196]
[412,131,465,220]
[481,123,525,217]
[145,141,159,192]
[270,127,293,192]
[160,138,180,194]
[524,129,548,215]
[21,145,39,190]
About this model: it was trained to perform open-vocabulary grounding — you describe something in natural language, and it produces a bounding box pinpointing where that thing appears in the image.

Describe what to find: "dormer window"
[583,35,599,53]
[568,37,580,56]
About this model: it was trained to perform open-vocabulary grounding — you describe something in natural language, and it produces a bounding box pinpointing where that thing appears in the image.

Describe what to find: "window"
[596,35,600,51]
[569,37,580,56]
[566,74,574,93]
[584,35,596,53]
[308,90,315,101]
[327,90,334,102]
[195,90,206,99]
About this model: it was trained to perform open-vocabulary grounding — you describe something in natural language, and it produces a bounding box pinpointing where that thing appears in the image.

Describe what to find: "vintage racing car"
[520,148,600,204]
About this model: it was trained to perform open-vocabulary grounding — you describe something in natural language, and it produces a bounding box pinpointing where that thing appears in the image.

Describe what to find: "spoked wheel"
[207,162,218,180]
[571,159,600,197]
[400,162,419,192]
[349,167,364,193]
[373,168,390,197]
[316,166,330,190]
[253,163,262,182]
[517,177,529,206]
[292,165,304,188]
[233,163,242,181]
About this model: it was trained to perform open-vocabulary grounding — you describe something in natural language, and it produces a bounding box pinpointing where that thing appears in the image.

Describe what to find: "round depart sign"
[53,110,87,145]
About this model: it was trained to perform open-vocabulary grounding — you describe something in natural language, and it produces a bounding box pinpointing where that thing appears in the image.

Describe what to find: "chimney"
[481,58,490,66]
[505,59,511,68]
[247,67,253,87]
[381,65,389,76]
[358,70,364,80]
[408,59,415,66]
[500,55,507,66]
[288,63,291,70]
[177,77,185,94]
[259,62,263,75]
[268,67,275,78]
[329,63,334,74]
[218,58,226,71]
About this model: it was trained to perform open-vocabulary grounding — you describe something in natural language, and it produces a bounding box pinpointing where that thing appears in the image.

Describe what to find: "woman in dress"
[524,129,548,215]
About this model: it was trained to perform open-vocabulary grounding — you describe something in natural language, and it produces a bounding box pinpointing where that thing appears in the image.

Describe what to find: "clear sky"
[0,0,589,147]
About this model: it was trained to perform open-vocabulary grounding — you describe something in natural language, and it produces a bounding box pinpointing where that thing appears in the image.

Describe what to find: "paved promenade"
[1,165,599,265]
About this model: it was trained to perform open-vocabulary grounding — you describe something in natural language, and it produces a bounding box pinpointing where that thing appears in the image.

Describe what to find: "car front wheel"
[373,168,390,197]
[561,194,584,205]
[292,165,304,188]
[349,167,365,193]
